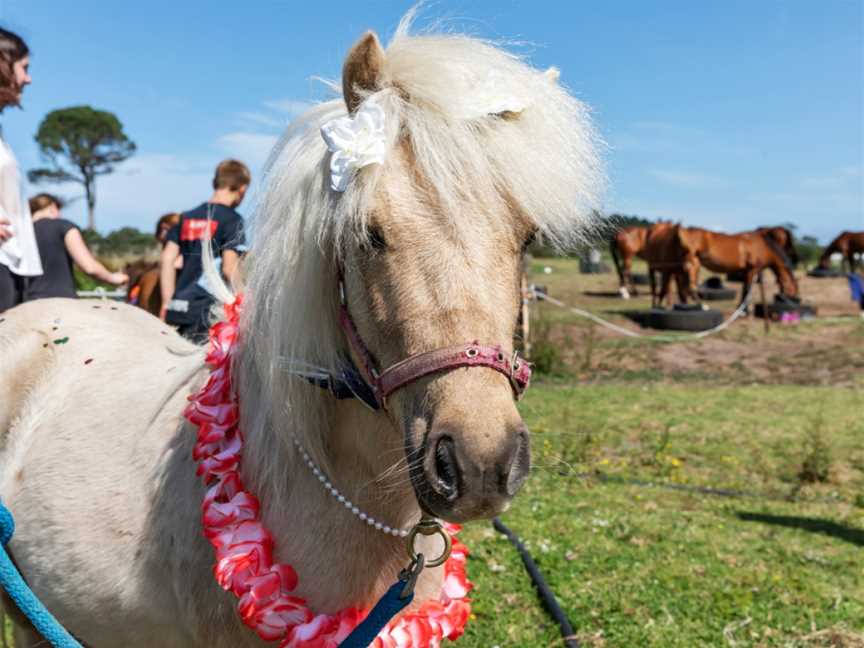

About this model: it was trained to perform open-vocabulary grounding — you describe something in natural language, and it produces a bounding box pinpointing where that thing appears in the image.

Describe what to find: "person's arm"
[218,214,245,287]
[64,228,128,285]
[159,240,181,321]
[221,249,240,287]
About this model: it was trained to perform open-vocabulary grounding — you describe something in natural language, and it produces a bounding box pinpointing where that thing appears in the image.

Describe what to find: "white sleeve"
[0,143,42,275]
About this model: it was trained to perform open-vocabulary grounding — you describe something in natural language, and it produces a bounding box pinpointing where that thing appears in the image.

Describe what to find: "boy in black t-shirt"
[160,159,249,342]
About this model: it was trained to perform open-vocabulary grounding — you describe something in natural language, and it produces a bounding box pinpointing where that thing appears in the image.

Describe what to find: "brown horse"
[819,231,864,272]
[124,261,161,316]
[642,222,698,308]
[125,213,182,317]
[609,225,648,298]
[677,227,799,308]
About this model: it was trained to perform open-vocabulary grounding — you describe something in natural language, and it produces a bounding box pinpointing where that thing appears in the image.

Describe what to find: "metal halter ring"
[406,518,452,568]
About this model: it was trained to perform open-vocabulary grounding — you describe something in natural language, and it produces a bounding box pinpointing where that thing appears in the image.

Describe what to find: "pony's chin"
[411,478,513,523]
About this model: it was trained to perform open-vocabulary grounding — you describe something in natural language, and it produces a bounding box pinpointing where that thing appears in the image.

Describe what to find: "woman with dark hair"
[0,27,42,312]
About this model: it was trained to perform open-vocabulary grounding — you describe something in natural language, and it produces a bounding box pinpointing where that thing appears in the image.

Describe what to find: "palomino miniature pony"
[819,231,864,272]
[677,227,799,308]
[0,21,602,648]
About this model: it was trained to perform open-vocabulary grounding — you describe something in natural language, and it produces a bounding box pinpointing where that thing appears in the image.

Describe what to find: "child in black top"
[26,193,127,300]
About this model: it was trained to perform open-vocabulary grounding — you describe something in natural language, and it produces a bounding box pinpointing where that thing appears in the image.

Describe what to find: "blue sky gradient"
[0,0,861,242]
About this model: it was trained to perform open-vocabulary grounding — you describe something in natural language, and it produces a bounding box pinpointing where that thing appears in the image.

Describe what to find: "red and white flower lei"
[184,296,473,647]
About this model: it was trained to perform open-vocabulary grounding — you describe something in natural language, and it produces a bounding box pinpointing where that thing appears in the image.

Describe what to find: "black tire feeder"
[629,305,724,331]
[807,267,843,279]
[632,273,650,286]
[698,277,738,301]
[754,295,818,321]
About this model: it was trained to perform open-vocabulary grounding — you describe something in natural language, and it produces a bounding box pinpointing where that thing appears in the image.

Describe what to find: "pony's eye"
[522,229,537,253]
[367,226,387,251]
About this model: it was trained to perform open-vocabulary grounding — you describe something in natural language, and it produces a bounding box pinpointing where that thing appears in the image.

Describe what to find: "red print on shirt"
[180,219,219,242]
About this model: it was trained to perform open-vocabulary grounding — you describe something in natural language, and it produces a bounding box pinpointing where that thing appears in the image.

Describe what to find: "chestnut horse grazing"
[677,227,799,307]
[819,231,864,272]
[610,225,648,298]
[0,19,602,648]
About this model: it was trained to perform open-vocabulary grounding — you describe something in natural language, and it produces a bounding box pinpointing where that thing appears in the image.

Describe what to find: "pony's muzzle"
[418,421,531,521]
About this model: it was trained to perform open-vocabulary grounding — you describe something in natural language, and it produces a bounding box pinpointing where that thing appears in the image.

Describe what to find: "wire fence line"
[533,287,753,342]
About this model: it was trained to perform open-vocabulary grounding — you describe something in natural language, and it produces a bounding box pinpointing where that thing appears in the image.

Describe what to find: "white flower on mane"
[320,96,387,192]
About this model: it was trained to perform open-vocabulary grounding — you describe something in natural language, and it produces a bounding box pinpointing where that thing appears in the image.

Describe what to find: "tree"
[28,106,136,231]
[796,234,822,268]
[604,212,655,229]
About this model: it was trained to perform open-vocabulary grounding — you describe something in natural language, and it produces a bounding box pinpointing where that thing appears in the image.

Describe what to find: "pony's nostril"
[505,428,531,496]
[434,436,460,501]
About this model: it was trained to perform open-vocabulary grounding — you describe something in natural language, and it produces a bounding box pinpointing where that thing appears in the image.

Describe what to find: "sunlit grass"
[459,383,864,647]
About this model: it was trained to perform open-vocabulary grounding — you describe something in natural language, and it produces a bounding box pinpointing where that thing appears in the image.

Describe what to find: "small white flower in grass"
[320,96,387,192]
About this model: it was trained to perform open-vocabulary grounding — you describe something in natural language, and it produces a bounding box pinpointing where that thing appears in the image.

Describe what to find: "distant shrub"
[795,235,822,269]
[84,226,157,257]
[529,316,566,376]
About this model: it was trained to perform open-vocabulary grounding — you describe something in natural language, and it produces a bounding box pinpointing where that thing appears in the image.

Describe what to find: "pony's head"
[243,21,603,523]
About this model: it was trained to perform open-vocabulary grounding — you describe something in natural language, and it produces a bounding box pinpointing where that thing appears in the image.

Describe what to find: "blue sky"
[0,0,861,242]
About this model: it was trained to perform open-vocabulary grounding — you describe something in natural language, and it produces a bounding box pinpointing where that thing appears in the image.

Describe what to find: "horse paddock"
[455,259,863,647]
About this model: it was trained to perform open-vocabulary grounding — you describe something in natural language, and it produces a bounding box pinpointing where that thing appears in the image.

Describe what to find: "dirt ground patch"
[529,259,863,387]
[653,322,864,386]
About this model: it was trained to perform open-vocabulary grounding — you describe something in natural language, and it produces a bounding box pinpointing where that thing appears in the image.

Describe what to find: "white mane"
[236,16,605,484]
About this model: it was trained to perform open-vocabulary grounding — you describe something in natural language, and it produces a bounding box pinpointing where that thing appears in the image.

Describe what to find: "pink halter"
[338,272,532,410]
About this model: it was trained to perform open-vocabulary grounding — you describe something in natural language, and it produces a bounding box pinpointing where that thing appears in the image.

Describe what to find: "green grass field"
[459,382,863,647]
[4,259,863,647]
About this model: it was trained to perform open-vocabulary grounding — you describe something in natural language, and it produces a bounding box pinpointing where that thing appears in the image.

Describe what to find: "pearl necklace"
[290,435,412,538]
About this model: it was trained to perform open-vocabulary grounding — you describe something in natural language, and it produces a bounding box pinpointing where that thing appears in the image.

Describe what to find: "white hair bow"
[320,97,387,192]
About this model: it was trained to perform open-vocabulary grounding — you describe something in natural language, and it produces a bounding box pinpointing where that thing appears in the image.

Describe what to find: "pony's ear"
[342,31,386,113]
